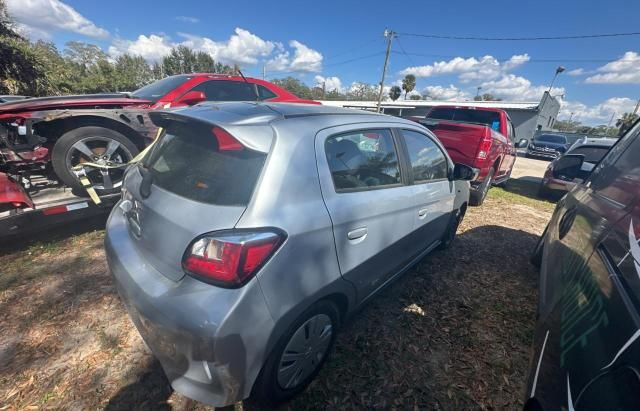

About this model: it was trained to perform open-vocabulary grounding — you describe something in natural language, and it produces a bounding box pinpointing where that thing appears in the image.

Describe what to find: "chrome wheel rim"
[277,314,332,390]
[65,136,133,190]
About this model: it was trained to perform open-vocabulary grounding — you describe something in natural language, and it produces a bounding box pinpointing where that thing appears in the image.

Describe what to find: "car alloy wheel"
[65,136,134,191]
[277,313,333,390]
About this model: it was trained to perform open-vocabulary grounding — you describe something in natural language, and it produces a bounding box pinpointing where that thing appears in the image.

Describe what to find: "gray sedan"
[105,102,473,407]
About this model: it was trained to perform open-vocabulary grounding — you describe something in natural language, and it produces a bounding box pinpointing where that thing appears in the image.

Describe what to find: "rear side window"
[402,129,449,182]
[191,80,258,101]
[258,85,277,100]
[325,129,401,191]
[145,121,266,205]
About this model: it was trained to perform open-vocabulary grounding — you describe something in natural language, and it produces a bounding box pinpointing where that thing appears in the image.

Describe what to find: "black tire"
[437,204,466,250]
[251,300,340,406]
[469,168,494,206]
[537,183,552,199]
[51,126,138,194]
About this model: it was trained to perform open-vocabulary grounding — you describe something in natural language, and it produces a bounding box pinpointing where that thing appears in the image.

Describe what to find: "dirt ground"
[0,164,554,410]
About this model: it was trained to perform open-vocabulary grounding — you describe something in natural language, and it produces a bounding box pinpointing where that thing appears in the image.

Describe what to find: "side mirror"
[175,90,206,106]
[552,154,584,181]
[516,138,528,148]
[452,163,478,181]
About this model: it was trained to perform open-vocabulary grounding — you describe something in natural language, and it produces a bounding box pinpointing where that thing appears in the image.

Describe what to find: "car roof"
[569,136,617,151]
[153,101,397,127]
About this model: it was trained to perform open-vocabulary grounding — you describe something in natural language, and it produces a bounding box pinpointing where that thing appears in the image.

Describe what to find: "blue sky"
[7,0,640,124]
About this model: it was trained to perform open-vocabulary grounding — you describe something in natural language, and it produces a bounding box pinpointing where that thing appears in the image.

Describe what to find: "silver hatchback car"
[105,102,473,407]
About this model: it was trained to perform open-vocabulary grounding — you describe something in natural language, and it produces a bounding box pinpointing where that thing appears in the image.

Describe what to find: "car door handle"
[418,208,429,218]
[347,227,367,240]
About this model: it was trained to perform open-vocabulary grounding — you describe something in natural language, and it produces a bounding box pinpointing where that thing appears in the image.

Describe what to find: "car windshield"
[427,107,501,129]
[569,145,611,163]
[536,134,566,144]
[131,76,191,102]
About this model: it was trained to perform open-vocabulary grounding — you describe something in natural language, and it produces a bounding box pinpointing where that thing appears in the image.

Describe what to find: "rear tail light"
[183,230,284,287]
[477,136,493,159]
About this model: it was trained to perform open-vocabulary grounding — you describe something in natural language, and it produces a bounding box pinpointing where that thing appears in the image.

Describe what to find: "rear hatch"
[121,117,269,281]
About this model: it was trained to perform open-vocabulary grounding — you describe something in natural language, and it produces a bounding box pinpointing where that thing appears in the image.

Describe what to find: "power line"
[324,51,385,67]
[394,37,417,66]
[397,31,640,41]
[390,51,614,63]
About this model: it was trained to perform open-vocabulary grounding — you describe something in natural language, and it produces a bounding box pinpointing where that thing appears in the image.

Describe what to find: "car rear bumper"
[105,204,275,406]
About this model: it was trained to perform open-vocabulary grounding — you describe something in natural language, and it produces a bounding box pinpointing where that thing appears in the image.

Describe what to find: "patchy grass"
[0,195,552,410]
[489,178,556,212]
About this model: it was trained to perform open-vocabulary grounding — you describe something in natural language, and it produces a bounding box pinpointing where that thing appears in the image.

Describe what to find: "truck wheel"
[469,168,494,206]
[52,126,138,195]
[251,300,339,406]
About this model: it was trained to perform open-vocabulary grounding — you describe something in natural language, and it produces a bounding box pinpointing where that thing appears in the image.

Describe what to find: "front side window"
[401,129,449,182]
[325,129,401,191]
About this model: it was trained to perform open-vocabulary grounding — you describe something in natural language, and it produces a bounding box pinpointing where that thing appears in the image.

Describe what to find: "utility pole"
[476,86,482,99]
[376,29,396,113]
[633,98,640,115]
[262,65,266,80]
[607,111,616,128]
[322,81,326,100]
[569,112,574,122]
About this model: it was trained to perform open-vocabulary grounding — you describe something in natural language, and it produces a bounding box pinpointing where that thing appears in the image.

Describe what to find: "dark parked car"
[527,120,640,410]
[526,134,572,160]
[538,137,616,198]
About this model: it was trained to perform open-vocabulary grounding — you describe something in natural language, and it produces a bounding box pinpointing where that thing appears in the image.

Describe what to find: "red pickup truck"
[413,106,527,205]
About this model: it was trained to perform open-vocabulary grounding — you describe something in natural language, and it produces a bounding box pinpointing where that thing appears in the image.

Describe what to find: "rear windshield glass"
[132,76,190,101]
[427,107,501,129]
[536,134,566,144]
[145,121,266,206]
[570,146,610,163]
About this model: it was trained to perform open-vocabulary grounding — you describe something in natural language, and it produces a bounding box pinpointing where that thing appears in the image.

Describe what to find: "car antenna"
[236,68,260,102]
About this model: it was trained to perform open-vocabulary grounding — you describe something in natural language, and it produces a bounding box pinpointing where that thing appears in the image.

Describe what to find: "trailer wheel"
[52,126,138,195]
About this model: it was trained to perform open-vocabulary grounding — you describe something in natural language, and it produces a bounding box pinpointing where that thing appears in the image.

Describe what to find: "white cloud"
[178,28,276,65]
[175,16,200,23]
[400,54,529,83]
[109,34,173,62]
[585,51,640,84]
[265,40,323,73]
[478,74,564,101]
[422,84,470,101]
[567,68,585,76]
[288,40,323,72]
[314,75,344,93]
[6,0,108,40]
[560,97,637,125]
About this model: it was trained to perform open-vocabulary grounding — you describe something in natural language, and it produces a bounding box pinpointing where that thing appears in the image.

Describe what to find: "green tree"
[271,77,314,99]
[409,94,422,100]
[193,51,216,72]
[347,82,378,101]
[388,85,401,101]
[554,119,581,132]
[401,74,416,99]
[114,54,153,91]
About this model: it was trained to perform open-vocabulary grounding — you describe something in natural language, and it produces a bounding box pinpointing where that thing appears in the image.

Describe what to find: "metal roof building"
[319,91,561,141]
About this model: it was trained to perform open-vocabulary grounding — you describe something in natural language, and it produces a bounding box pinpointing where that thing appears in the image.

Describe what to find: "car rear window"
[427,107,501,129]
[536,134,566,144]
[145,121,266,206]
[570,146,611,163]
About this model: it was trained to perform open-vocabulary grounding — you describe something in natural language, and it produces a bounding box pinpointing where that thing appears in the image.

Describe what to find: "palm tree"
[401,74,416,100]
[388,85,401,101]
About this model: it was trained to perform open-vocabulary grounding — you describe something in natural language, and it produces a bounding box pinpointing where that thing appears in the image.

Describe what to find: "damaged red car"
[0,74,317,209]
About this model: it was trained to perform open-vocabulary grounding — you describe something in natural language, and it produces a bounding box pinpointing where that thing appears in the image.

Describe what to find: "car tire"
[537,183,552,199]
[469,168,494,206]
[437,205,466,250]
[251,300,340,406]
[52,126,138,195]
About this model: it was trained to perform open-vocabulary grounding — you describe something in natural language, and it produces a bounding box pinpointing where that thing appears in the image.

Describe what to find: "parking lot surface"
[0,160,552,410]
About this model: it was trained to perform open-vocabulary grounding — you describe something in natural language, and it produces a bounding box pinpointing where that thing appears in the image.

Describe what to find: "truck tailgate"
[422,120,487,166]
